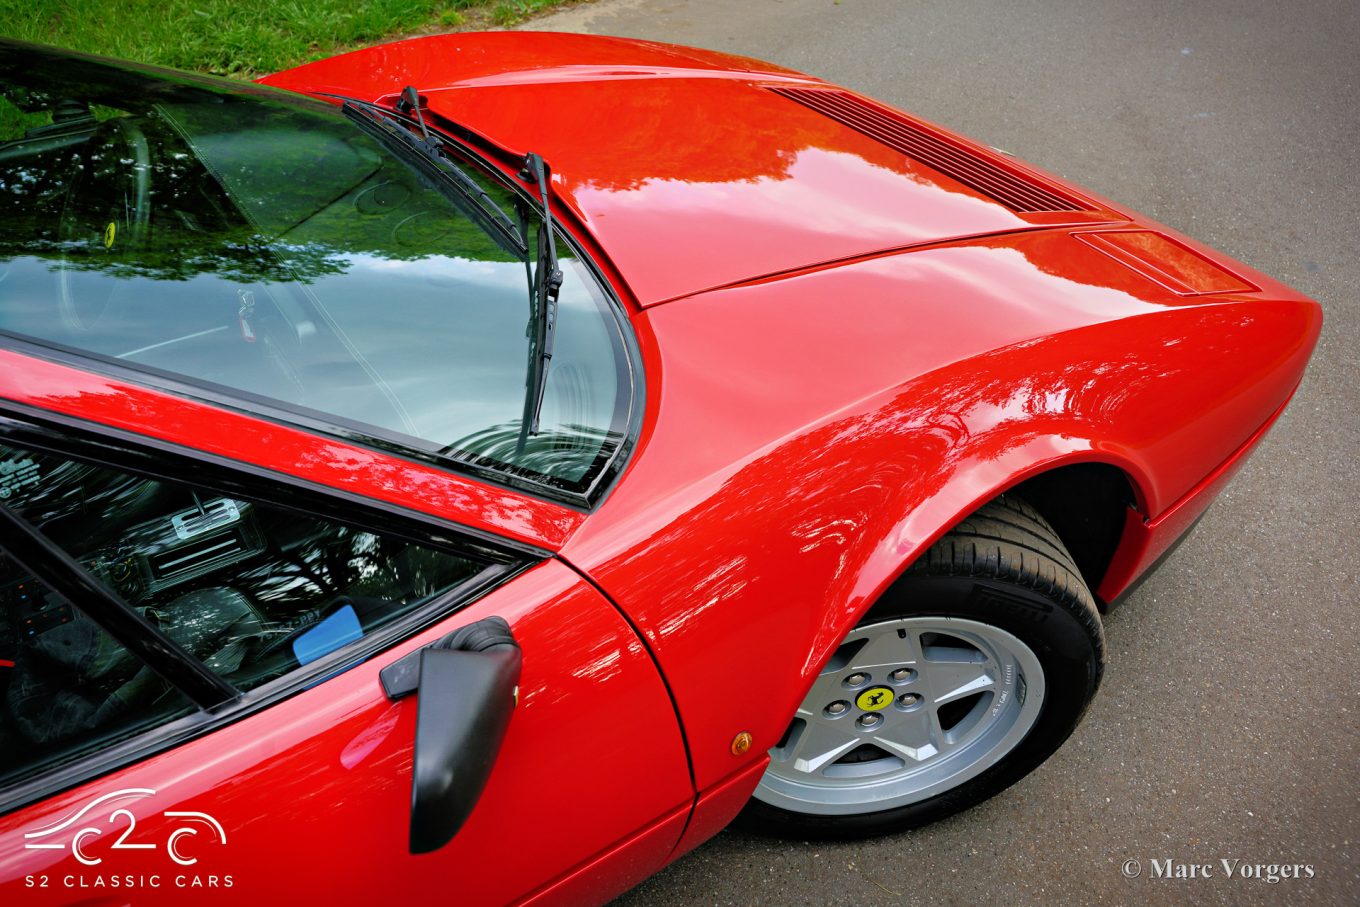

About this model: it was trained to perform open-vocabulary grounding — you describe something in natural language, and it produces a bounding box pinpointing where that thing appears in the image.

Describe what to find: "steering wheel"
[56,117,152,332]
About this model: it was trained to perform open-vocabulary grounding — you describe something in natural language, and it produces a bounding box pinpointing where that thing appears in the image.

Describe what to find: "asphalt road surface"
[522,2,1360,904]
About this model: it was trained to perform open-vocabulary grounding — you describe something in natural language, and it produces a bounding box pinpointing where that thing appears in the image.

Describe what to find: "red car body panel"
[0,349,582,551]
[1,31,1324,907]
[560,269,1318,790]
[260,32,1125,307]
[0,562,693,905]
[1097,391,1298,603]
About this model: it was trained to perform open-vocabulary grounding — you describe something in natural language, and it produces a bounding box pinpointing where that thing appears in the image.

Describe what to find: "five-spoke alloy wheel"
[741,495,1105,839]
[759,616,1045,815]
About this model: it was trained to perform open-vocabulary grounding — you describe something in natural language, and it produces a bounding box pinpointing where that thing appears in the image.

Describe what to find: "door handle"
[380,616,522,854]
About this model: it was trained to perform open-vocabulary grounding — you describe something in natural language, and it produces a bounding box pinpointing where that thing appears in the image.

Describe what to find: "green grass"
[491,0,563,27]
[0,0,573,78]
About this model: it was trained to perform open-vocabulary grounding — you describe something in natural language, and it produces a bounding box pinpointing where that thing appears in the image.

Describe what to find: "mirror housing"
[380,617,521,854]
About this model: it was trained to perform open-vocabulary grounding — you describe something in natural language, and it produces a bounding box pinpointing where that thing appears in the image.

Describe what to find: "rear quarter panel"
[560,229,1321,794]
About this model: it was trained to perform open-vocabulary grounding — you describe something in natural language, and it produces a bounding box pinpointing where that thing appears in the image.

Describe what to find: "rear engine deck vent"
[769,86,1091,214]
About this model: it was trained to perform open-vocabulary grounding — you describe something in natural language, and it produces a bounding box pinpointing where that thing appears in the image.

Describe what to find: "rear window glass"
[0,436,490,788]
[0,48,634,497]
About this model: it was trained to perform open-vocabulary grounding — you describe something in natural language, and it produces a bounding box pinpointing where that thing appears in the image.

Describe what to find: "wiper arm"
[336,89,561,456]
[397,85,434,143]
[337,91,524,257]
[515,152,563,454]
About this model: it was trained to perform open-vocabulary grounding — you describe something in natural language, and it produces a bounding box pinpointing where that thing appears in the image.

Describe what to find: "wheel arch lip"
[556,435,1153,793]
[751,404,1286,791]
[819,441,1146,670]
[788,361,1313,730]
[809,304,1317,685]
[564,289,1320,792]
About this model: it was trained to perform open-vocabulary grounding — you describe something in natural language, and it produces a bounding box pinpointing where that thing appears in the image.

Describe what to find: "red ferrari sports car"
[0,31,1320,906]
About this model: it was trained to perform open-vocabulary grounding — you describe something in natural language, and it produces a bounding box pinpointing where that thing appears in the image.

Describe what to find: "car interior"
[0,439,481,786]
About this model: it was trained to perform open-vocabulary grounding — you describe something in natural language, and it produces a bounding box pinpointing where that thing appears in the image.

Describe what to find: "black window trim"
[0,224,642,511]
[0,402,550,561]
[0,502,239,709]
[0,402,544,816]
[0,62,646,509]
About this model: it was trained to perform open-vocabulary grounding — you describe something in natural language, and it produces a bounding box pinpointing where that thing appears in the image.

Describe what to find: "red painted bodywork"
[0,563,693,906]
[260,33,1124,307]
[0,32,1322,906]
[0,350,581,551]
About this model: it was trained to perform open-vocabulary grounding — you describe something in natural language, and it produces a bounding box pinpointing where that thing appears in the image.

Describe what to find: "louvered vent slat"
[816,102,1058,209]
[769,86,1090,214]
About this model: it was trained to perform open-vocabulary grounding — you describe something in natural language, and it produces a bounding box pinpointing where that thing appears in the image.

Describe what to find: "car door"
[0,400,692,906]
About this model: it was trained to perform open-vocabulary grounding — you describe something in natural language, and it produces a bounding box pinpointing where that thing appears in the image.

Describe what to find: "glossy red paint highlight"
[0,562,691,906]
[258,31,805,101]
[1075,230,1258,296]
[2,32,1325,907]
[260,32,1120,306]
[559,230,1320,790]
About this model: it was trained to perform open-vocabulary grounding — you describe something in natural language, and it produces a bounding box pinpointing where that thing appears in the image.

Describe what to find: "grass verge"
[0,0,580,78]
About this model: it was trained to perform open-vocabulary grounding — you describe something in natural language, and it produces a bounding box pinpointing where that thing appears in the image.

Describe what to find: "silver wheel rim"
[755,616,1046,816]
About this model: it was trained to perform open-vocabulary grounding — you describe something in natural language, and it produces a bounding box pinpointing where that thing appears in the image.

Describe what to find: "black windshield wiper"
[516,152,565,456]
[333,89,560,456]
[515,152,563,454]
[397,85,435,144]
[335,90,524,257]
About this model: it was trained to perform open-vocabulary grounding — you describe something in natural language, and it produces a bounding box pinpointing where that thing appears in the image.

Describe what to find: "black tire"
[738,493,1104,840]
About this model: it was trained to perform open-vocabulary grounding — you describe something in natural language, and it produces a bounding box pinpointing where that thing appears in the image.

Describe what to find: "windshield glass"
[0,44,633,497]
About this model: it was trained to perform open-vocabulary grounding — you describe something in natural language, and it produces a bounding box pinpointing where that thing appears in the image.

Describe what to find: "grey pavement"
[521,1,1360,904]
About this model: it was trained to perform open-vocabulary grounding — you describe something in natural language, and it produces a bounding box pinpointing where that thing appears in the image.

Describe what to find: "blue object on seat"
[292,604,363,666]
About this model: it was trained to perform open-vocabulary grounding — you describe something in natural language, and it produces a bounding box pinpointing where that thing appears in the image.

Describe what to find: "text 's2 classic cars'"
[0,33,1320,906]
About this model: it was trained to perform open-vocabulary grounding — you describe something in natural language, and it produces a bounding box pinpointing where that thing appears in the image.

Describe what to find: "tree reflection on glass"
[0,47,630,492]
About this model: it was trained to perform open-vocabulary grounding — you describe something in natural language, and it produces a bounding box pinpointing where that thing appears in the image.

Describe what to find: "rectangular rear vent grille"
[768,86,1091,213]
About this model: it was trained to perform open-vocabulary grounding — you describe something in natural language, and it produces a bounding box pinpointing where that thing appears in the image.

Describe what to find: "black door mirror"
[380,617,522,854]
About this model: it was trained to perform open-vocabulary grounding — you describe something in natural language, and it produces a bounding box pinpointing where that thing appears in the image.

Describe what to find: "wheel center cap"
[855,687,893,712]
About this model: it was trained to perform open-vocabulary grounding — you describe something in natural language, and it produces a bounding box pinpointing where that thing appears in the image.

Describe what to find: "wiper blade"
[337,91,524,257]
[335,89,561,456]
[515,152,563,453]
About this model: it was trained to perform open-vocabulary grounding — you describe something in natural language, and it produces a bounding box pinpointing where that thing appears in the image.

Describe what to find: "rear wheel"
[740,494,1104,839]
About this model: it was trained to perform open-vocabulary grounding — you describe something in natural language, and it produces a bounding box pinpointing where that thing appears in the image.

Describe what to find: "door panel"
[0,560,692,905]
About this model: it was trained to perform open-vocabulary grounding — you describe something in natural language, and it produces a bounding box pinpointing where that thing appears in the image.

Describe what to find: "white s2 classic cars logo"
[24,788,226,866]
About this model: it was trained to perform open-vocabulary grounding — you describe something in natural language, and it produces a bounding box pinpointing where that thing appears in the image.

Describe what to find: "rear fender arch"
[827,435,1154,664]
